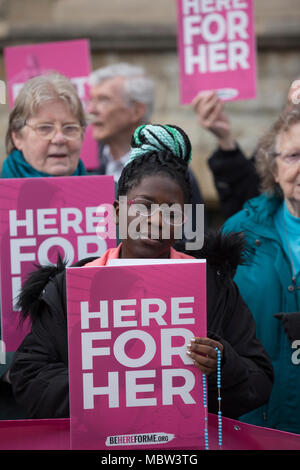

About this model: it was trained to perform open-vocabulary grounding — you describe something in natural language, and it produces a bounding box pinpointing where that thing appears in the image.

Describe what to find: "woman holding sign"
[0,72,87,419]
[2,73,86,178]
[9,124,272,428]
[223,105,300,434]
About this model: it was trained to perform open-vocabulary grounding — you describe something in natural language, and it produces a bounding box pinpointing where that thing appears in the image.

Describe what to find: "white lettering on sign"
[8,206,109,310]
[182,1,250,75]
[80,297,197,410]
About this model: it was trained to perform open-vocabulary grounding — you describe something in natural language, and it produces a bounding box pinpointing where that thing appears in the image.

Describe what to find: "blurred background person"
[87,62,153,182]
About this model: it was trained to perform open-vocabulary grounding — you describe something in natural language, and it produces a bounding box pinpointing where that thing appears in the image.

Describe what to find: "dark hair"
[117,124,192,203]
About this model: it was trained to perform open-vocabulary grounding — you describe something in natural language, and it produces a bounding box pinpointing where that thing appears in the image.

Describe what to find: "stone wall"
[0,0,300,218]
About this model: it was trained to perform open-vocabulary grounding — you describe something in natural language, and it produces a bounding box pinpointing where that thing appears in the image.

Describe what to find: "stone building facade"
[0,0,300,223]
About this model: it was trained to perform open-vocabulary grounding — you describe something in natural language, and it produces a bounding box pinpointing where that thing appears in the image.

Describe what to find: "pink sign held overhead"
[0,175,116,351]
[4,39,98,170]
[177,0,257,103]
[66,261,207,450]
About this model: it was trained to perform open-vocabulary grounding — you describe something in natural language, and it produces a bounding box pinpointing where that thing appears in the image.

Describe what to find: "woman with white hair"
[223,103,300,434]
[2,72,87,178]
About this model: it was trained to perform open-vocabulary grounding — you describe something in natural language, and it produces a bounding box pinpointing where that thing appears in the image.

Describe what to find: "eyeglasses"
[128,199,186,226]
[25,122,83,141]
[274,151,300,165]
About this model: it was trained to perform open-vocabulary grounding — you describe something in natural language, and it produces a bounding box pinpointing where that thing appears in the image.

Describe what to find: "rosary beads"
[202,346,222,450]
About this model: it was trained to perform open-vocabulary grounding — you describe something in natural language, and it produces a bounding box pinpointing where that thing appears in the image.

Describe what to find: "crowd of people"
[0,61,299,441]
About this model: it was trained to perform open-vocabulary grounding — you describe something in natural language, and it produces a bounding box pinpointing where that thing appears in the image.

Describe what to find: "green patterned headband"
[126,124,192,166]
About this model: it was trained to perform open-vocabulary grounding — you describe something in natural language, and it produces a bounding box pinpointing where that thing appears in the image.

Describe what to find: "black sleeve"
[206,271,273,419]
[188,168,204,205]
[208,145,260,219]
[9,279,69,419]
[274,312,300,344]
[188,167,209,232]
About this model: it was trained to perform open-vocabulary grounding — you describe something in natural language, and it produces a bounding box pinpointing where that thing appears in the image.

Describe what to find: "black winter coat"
[9,232,273,420]
[208,146,260,219]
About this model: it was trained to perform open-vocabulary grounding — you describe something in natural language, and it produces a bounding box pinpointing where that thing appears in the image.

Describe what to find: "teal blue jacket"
[223,193,300,434]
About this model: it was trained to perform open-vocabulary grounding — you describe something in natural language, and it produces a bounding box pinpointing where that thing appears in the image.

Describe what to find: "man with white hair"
[87,63,204,224]
[87,63,155,182]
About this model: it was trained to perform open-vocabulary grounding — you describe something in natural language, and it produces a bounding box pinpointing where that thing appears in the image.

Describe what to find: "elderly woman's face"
[12,100,83,176]
[274,122,300,204]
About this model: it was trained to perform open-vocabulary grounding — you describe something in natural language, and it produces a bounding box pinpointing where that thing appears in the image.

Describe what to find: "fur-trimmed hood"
[17,230,248,324]
[178,229,250,276]
[16,256,95,325]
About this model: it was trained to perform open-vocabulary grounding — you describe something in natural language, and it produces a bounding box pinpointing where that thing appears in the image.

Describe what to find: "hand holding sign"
[288,78,300,105]
[187,337,224,376]
[192,90,236,150]
[67,262,207,450]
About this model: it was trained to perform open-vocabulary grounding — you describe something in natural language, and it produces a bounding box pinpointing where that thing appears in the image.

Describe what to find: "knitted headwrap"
[126,124,192,166]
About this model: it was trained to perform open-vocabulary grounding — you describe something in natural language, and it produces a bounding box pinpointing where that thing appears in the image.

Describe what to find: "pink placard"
[177,0,257,103]
[66,262,207,450]
[0,175,116,351]
[1,414,300,451]
[0,419,71,451]
[4,39,98,170]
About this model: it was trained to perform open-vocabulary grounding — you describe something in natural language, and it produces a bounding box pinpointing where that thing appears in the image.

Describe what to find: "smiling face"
[12,100,83,176]
[274,121,300,214]
[115,174,185,259]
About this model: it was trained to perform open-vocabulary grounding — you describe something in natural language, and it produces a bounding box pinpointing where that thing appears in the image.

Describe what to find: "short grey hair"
[6,72,86,154]
[89,62,155,122]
